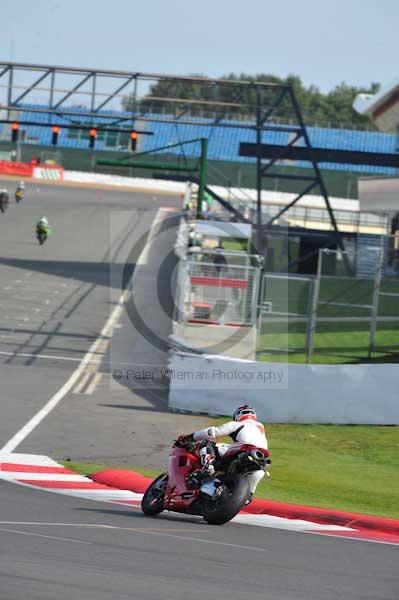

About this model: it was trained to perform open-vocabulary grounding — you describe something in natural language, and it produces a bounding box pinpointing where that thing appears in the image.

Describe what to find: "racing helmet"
[19,181,25,187]
[233,405,257,422]
[40,216,48,225]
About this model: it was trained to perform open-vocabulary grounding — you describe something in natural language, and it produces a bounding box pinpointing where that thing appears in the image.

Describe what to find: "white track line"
[0,522,266,551]
[0,527,92,545]
[84,372,102,395]
[0,523,268,552]
[72,371,93,394]
[0,208,165,454]
[0,350,101,363]
[0,473,90,482]
[0,453,61,466]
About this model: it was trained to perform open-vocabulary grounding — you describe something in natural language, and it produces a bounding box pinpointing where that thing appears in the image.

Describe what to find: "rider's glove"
[175,433,195,448]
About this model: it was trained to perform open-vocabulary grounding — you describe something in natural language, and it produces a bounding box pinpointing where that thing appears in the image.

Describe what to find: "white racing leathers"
[193,419,268,494]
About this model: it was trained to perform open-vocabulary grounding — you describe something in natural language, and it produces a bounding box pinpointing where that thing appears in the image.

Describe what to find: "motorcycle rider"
[178,405,269,501]
[15,180,25,202]
[36,216,51,240]
[0,188,9,211]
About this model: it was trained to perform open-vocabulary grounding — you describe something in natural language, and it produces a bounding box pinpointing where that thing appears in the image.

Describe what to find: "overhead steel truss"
[0,61,347,256]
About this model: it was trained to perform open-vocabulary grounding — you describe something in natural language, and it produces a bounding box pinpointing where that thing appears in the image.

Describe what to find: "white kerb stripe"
[0,472,90,482]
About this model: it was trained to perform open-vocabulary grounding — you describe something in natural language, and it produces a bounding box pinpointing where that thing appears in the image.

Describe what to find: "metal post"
[49,69,55,109]
[132,76,138,116]
[256,275,262,330]
[16,138,21,162]
[368,238,384,357]
[174,257,183,324]
[251,266,261,326]
[91,73,97,112]
[255,85,262,254]
[288,88,351,273]
[7,66,13,119]
[306,249,323,363]
[90,149,95,172]
[197,137,208,220]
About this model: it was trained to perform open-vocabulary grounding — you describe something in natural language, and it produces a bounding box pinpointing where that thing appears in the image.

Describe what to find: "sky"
[0,0,397,93]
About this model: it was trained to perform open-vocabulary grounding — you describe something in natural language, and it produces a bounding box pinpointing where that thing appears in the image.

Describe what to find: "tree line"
[122,73,380,130]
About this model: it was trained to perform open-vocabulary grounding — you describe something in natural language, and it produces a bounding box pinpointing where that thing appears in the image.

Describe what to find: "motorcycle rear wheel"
[201,474,250,525]
[141,473,168,516]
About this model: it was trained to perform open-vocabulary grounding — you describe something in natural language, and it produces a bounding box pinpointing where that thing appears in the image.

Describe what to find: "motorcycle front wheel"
[141,473,168,516]
[201,474,250,525]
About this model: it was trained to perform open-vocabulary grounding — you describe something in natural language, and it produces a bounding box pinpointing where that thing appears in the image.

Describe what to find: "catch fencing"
[174,249,260,329]
[258,241,399,363]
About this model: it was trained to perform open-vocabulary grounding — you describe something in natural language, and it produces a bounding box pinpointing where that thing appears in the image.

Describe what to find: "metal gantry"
[0,61,346,255]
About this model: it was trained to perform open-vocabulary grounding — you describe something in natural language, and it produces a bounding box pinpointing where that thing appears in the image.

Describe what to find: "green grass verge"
[61,423,399,519]
[257,321,399,364]
[259,275,399,364]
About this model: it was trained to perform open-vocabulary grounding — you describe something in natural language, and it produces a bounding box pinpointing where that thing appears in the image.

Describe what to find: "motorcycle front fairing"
[164,446,201,512]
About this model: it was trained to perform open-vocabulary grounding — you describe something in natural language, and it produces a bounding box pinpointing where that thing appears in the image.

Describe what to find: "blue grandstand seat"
[12,103,398,175]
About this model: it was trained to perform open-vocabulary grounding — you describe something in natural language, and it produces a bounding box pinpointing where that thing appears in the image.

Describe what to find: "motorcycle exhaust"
[250,449,267,462]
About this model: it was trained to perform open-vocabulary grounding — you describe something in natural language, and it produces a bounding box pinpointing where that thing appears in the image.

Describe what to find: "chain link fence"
[373,271,399,357]
[180,252,260,326]
[257,274,312,360]
[257,240,399,363]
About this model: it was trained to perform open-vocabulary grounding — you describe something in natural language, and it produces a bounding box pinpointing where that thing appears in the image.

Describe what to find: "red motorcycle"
[141,439,270,525]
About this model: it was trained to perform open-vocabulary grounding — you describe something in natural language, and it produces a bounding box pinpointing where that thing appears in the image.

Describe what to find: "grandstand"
[2,103,397,176]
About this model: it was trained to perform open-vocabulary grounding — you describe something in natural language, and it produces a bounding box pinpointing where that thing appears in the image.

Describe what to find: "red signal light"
[51,125,60,146]
[89,128,97,149]
[11,122,20,142]
[130,131,138,151]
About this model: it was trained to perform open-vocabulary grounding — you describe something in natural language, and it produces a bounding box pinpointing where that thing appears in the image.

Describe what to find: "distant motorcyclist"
[0,188,9,212]
[178,405,269,501]
[36,216,51,244]
[15,180,25,202]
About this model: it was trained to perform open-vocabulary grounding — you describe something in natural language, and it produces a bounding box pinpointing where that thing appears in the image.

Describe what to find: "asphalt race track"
[0,181,398,600]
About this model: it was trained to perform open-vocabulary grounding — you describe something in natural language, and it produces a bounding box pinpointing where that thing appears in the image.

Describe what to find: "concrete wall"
[0,140,359,198]
[173,323,257,360]
[168,352,399,424]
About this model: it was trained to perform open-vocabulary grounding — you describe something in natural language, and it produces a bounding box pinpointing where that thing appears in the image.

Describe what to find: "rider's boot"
[199,443,216,476]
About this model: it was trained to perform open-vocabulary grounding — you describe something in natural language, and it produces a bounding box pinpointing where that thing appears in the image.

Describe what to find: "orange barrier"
[0,160,34,177]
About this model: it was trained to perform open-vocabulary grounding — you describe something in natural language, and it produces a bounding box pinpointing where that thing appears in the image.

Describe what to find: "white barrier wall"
[33,166,64,181]
[168,353,399,424]
[63,171,186,193]
[62,171,358,212]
